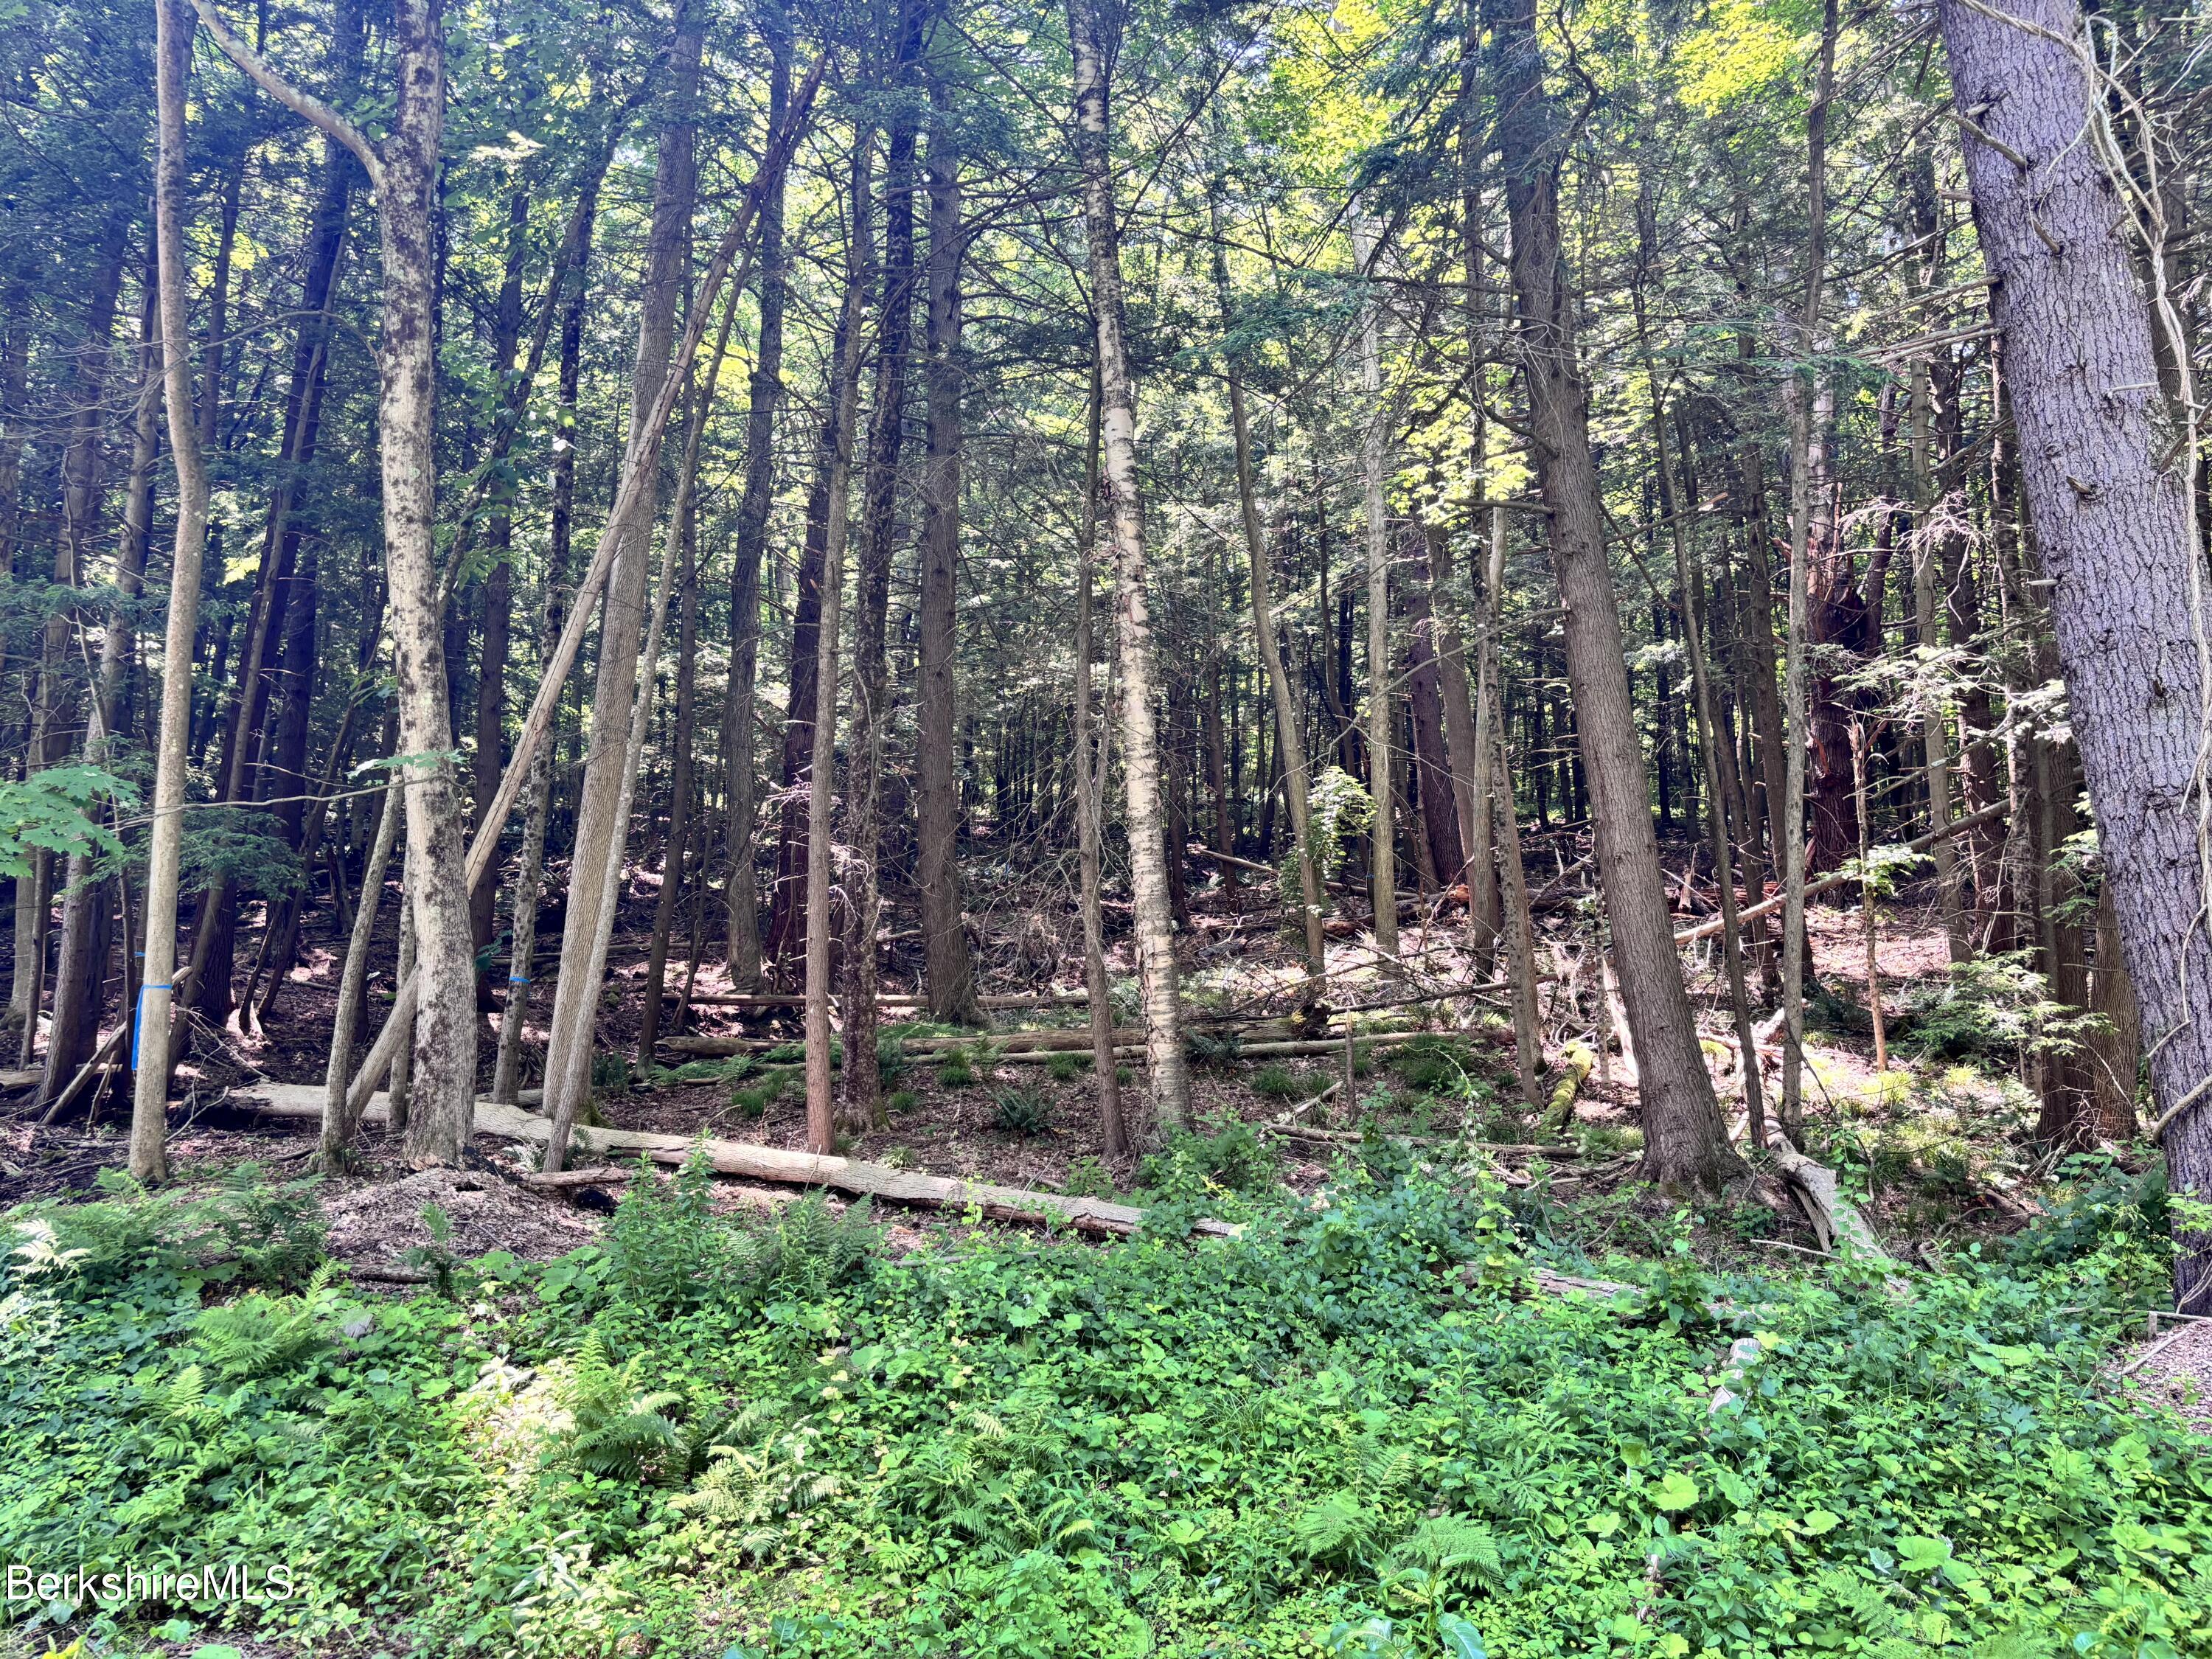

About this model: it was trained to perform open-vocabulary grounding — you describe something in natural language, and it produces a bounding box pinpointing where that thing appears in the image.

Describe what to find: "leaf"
[1798,1508,1840,1536]
[1652,1471,1700,1512]
[1896,1534,1954,1573]
[1438,1612,1487,1659]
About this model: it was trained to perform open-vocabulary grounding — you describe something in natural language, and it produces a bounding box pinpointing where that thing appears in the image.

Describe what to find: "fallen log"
[517,1166,636,1189]
[239,1086,1239,1241]
[1674,801,2007,945]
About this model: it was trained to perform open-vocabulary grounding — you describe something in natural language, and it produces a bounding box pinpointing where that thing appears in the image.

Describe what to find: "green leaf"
[1438,1612,1487,1659]
[1652,1471,1700,1512]
[1798,1508,1840,1536]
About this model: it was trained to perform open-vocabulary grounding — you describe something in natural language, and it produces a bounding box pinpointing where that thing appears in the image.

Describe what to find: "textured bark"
[1491,0,1737,1188]
[722,15,790,992]
[1939,0,2212,1305]
[2088,885,2142,1139]
[540,4,703,1136]
[801,143,875,1157]
[842,0,928,1130]
[373,0,476,1168]
[136,0,215,1183]
[1352,215,1398,959]
[1068,0,1190,1133]
[1073,374,1127,1158]
[917,82,981,1024]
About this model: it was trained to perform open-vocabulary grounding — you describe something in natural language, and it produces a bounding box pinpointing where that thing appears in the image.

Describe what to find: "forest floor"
[5,850,2205,1659]
[1,841,2110,1285]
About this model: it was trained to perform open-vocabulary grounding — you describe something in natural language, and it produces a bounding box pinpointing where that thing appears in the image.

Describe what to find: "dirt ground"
[0,846,2077,1284]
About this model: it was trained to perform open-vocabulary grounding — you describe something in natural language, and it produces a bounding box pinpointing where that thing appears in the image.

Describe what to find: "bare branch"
[188,0,382,185]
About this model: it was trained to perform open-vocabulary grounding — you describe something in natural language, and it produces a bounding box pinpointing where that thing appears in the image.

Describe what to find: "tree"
[1938,0,2212,1307]
[1488,0,1739,1189]
[1068,0,1190,1135]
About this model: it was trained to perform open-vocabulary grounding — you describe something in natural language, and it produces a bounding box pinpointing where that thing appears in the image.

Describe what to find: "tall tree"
[1938,0,2212,1307]
[1068,0,1190,1133]
[1488,0,1739,1188]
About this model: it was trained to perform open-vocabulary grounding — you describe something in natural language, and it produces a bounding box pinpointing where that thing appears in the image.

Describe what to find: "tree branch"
[188,0,382,185]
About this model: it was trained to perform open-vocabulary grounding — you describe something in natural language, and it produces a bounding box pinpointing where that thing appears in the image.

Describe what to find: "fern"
[195,1292,333,1380]
[552,1333,693,1486]
[1290,1436,1419,1569]
[672,1404,841,1559]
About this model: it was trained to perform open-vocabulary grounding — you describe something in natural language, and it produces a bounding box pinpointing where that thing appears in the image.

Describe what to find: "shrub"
[937,1051,977,1088]
[1251,1064,1303,1100]
[992,1085,1051,1136]
[1045,1051,1085,1082]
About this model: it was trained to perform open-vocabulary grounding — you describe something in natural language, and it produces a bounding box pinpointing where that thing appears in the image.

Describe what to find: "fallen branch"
[516,1166,636,1189]
[239,1087,1239,1241]
[1674,801,2006,945]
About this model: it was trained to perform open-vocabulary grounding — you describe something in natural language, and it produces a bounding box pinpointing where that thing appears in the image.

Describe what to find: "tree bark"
[1068,0,1190,1133]
[917,70,982,1025]
[842,0,929,1130]
[802,142,876,1157]
[136,0,217,1182]
[722,10,790,992]
[1490,0,1739,1188]
[540,3,703,1136]
[1939,0,2212,1305]
[1073,370,1128,1158]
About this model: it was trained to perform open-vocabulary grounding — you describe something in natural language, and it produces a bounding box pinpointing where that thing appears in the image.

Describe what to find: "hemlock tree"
[1938,0,2212,1307]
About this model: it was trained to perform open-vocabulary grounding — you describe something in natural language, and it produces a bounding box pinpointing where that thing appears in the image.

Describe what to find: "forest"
[5,0,2212,1649]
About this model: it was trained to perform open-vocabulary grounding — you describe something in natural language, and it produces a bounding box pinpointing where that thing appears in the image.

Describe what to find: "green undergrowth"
[2,1150,2209,1659]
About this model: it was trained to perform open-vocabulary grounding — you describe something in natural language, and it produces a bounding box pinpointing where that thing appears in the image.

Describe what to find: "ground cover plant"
[4,1147,2208,1659]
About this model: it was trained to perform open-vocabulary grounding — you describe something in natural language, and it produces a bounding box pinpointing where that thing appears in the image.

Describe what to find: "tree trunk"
[843,0,928,1130]
[803,142,875,1157]
[1403,524,1466,888]
[133,0,216,1183]
[917,72,981,1025]
[1068,0,1190,1134]
[1074,370,1127,1158]
[639,364,712,1062]
[1203,170,1326,975]
[1491,0,1739,1188]
[1781,0,1840,1138]
[44,277,159,1107]
[722,11,790,992]
[320,774,401,1171]
[540,3,703,1135]
[1939,0,2212,1306]
[1352,214,1398,961]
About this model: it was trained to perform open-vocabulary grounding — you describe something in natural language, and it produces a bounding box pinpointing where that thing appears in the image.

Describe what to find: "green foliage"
[1251,1063,1304,1099]
[1284,765,1376,911]
[178,805,307,899]
[404,1203,459,1298]
[552,1332,693,1486]
[876,1031,911,1088]
[0,763,135,881]
[936,1050,978,1088]
[1898,952,2092,1062]
[992,1085,1052,1136]
[1390,1035,1475,1098]
[590,1051,633,1098]
[5,1160,2209,1658]
[1061,1158,1116,1200]
[4,1164,325,1294]
[1046,1050,1085,1082]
